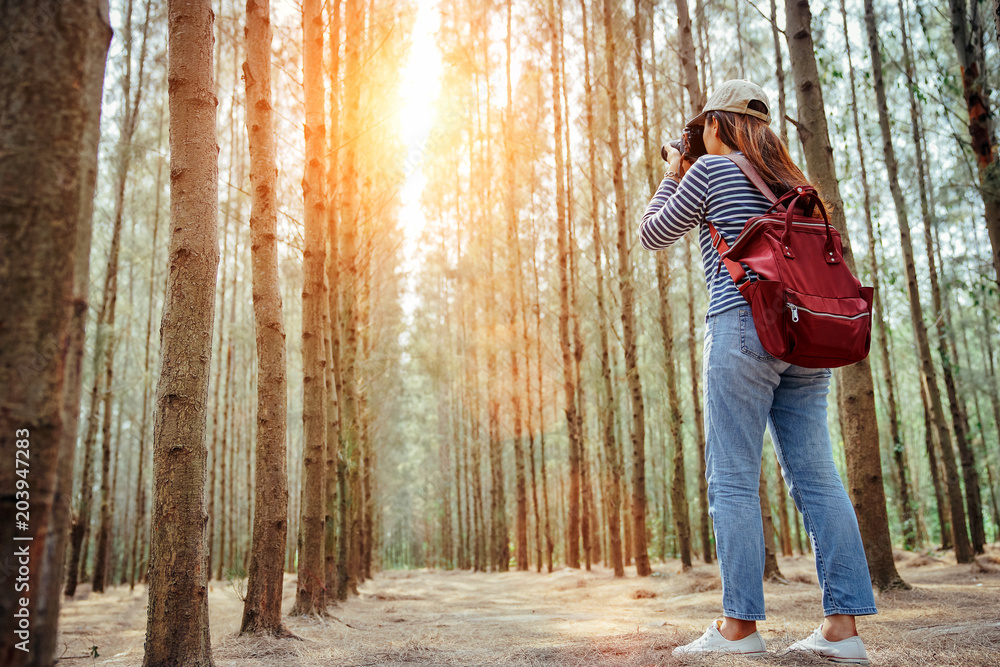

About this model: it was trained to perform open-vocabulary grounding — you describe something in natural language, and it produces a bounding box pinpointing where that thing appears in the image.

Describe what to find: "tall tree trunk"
[635,0,691,571]
[324,0,344,600]
[675,0,703,112]
[560,0,592,569]
[787,0,909,588]
[863,0,972,564]
[337,0,364,599]
[142,0,219,662]
[0,1,111,662]
[580,0,623,578]
[546,0,581,570]
[604,0,650,576]
[949,0,1000,286]
[292,0,328,616]
[216,227,240,581]
[504,0,529,572]
[240,0,293,636]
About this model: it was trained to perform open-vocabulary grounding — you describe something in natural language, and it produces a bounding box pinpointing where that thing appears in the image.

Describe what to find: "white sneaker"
[673,619,767,658]
[787,626,870,665]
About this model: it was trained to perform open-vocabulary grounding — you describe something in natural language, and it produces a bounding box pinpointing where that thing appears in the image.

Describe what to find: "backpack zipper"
[787,303,868,322]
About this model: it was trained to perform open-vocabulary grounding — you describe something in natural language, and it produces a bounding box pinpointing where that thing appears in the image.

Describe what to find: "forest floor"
[56,546,1000,666]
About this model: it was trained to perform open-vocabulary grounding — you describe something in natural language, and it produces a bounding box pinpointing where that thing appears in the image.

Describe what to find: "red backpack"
[707,154,874,369]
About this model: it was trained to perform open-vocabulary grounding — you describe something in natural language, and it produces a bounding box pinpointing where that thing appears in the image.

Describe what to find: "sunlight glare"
[398,0,443,244]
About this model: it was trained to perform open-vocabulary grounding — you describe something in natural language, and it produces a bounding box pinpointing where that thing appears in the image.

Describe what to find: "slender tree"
[142,0,219,663]
[545,0,582,570]
[338,0,365,598]
[292,0,329,616]
[240,0,293,636]
[580,0,624,578]
[604,0,651,576]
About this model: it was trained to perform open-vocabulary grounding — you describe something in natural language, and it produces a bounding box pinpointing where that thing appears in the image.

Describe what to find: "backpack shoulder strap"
[725,153,782,208]
[706,220,747,284]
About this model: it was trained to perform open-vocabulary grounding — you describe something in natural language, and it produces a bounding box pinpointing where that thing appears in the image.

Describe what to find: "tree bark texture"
[338,0,364,598]
[143,1,219,664]
[240,0,292,636]
[0,2,111,664]
[292,0,328,616]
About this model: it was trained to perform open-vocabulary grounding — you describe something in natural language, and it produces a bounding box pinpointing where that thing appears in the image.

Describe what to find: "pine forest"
[1,0,999,665]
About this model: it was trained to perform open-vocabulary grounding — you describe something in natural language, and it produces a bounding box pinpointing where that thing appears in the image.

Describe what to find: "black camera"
[661,125,707,162]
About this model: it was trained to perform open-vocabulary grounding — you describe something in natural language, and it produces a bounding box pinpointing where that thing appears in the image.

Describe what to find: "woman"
[640,79,876,664]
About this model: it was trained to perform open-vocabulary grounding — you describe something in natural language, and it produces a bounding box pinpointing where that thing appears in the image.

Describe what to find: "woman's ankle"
[720,616,758,641]
[821,614,859,641]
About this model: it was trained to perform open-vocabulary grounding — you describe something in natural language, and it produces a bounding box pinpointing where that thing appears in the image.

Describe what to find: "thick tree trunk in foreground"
[604,0,651,577]
[240,0,293,637]
[787,0,908,590]
[863,0,972,565]
[143,1,219,664]
[292,0,328,616]
[0,3,110,664]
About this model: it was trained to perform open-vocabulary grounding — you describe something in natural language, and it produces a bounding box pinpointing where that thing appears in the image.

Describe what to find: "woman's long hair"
[706,103,810,197]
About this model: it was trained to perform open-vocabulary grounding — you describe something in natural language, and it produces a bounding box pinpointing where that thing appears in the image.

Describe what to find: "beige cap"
[687,79,771,127]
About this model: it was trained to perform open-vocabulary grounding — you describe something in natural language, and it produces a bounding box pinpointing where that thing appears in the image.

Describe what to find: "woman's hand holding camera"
[661,143,693,182]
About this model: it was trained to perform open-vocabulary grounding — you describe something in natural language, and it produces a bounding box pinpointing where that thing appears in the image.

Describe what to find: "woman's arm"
[639,157,713,251]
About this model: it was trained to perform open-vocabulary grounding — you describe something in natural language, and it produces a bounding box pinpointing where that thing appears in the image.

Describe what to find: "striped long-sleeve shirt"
[639,152,775,317]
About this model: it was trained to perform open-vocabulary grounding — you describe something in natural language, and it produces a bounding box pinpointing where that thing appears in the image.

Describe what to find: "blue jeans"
[703,307,878,621]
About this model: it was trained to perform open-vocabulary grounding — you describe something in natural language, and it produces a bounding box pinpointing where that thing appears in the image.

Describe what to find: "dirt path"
[56,548,1000,666]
